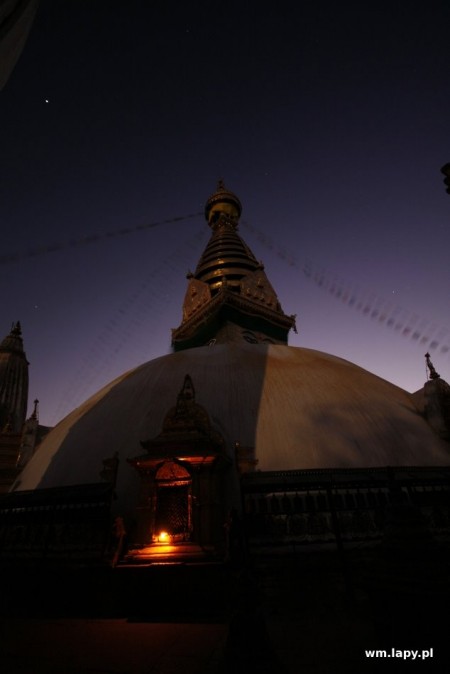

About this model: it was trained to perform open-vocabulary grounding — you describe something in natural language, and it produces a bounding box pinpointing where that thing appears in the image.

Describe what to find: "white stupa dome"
[15,343,450,517]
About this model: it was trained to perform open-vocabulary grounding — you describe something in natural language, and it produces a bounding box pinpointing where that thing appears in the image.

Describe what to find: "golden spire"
[172,185,296,350]
[193,180,260,294]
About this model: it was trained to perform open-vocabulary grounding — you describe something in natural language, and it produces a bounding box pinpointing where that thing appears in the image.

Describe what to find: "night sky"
[2,1,450,427]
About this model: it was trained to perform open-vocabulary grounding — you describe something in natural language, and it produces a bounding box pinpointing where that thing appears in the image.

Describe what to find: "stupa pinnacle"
[172,182,296,350]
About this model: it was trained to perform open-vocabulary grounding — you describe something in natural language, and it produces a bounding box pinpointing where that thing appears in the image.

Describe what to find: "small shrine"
[127,374,231,561]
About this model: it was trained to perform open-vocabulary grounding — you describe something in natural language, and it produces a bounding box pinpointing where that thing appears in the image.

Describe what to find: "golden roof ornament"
[204,179,242,228]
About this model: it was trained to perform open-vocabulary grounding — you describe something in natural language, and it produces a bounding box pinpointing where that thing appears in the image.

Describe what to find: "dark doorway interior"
[155,484,190,538]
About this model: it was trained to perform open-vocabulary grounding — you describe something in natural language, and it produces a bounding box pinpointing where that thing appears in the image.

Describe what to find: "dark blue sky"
[2,1,450,426]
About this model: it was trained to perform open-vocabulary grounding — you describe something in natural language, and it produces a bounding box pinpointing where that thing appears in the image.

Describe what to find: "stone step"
[121,542,222,565]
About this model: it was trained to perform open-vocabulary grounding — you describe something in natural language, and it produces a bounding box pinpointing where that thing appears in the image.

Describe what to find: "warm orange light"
[158,531,170,543]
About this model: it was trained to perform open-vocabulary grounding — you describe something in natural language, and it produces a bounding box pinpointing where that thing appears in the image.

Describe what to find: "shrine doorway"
[154,461,192,541]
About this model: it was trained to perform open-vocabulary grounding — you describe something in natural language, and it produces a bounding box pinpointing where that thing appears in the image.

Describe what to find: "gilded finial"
[425,352,440,380]
[204,181,242,225]
[180,374,195,401]
[173,375,196,418]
